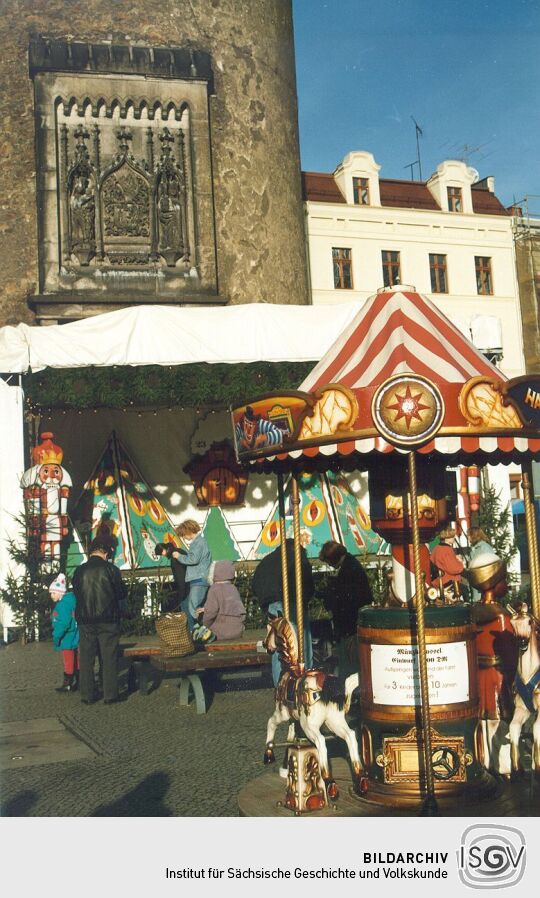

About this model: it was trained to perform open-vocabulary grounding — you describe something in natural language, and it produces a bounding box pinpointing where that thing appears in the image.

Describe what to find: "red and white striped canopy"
[300,286,501,392]
[248,287,540,468]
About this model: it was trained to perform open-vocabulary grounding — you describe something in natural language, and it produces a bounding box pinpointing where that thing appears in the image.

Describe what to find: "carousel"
[231,284,540,817]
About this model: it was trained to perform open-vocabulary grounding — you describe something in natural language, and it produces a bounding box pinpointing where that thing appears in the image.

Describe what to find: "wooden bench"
[149,649,272,714]
[121,630,270,706]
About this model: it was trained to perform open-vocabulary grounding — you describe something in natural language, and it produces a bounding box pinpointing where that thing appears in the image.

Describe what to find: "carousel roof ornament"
[232,286,540,470]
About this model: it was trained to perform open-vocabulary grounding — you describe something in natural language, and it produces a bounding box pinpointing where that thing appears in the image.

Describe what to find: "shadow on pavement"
[1,789,38,816]
[91,771,173,816]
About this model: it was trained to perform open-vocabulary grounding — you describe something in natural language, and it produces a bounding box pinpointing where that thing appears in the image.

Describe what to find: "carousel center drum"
[357,605,494,806]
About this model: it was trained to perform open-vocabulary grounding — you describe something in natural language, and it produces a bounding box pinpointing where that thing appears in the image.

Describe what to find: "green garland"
[23,362,314,411]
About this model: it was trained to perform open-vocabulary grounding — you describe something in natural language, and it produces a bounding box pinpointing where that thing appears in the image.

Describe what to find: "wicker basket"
[155,611,195,657]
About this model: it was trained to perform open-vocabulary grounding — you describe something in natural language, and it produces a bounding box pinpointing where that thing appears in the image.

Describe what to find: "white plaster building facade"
[303,152,524,379]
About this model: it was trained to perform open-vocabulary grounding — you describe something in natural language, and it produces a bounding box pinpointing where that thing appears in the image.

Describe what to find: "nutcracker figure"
[20,432,72,560]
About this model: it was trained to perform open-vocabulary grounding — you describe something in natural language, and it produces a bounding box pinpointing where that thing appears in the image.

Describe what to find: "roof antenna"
[404,160,418,180]
[411,116,423,180]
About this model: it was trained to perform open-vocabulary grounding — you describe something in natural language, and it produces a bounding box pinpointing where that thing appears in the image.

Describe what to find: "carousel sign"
[370,641,469,706]
[503,375,540,427]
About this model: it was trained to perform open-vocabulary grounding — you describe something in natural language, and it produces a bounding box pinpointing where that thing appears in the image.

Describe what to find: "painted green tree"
[202,506,241,561]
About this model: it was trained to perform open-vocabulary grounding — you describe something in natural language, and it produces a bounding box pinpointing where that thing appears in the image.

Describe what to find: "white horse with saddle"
[263,615,364,798]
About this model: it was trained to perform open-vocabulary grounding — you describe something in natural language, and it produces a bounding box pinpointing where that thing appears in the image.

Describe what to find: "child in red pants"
[49,574,80,693]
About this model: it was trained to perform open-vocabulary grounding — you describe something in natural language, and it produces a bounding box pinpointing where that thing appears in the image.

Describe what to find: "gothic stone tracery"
[61,119,189,269]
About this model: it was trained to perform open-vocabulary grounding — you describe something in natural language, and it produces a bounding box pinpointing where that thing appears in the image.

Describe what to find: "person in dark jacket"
[72,538,127,704]
[154,541,188,611]
[319,540,373,676]
[252,539,314,684]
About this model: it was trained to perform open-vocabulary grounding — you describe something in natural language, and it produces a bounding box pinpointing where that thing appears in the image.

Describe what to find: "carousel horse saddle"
[276,670,328,710]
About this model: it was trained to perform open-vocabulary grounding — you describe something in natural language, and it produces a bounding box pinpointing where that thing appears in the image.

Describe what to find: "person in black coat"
[252,538,314,682]
[319,540,373,676]
[154,542,188,611]
[72,537,127,704]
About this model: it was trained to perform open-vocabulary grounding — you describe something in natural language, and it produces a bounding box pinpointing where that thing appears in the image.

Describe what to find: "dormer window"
[447,186,463,212]
[353,177,370,206]
[333,152,381,205]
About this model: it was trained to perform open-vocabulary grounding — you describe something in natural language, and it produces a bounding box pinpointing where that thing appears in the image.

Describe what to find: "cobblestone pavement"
[0,640,276,817]
[1,641,538,817]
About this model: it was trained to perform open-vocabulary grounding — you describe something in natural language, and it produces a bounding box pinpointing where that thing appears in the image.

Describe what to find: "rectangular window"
[475,256,493,295]
[353,177,370,205]
[447,186,462,212]
[382,250,400,288]
[429,253,448,293]
[332,247,353,289]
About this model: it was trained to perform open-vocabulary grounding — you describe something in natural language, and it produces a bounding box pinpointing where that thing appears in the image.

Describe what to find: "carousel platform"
[238,757,540,817]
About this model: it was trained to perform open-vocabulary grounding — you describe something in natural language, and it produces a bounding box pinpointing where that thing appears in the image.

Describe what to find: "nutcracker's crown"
[33,432,63,466]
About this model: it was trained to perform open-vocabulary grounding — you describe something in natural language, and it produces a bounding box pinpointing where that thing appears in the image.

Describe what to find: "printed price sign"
[370,642,469,706]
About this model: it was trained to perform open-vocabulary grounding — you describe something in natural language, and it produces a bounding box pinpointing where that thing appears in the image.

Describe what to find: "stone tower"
[0,0,309,325]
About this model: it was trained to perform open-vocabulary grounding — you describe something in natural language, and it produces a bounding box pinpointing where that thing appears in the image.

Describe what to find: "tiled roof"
[471,187,510,216]
[301,172,345,203]
[379,178,439,210]
[302,171,511,216]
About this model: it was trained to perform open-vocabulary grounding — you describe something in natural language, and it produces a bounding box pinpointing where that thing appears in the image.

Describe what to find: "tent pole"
[291,473,304,670]
[522,462,540,618]
[277,472,290,622]
[408,451,438,815]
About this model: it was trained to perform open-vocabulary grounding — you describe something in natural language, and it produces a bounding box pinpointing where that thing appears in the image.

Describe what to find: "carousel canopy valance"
[0,302,365,374]
[232,286,540,470]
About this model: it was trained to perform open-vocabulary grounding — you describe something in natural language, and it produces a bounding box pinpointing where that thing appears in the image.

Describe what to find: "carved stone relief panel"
[30,41,218,314]
[58,110,190,271]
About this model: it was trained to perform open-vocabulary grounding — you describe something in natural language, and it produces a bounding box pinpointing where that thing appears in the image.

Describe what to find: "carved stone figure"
[158,176,182,258]
[69,175,96,264]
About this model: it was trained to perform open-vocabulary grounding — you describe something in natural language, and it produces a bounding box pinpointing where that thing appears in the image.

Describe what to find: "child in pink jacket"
[200,561,246,641]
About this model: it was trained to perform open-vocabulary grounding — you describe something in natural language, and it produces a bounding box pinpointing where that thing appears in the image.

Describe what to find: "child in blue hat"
[49,574,80,693]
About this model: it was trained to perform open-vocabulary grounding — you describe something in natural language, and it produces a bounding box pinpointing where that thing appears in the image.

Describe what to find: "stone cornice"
[29,36,214,92]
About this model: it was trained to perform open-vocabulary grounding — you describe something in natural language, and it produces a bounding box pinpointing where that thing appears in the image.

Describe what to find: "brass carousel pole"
[277,472,290,622]
[291,473,305,670]
[522,462,540,619]
[408,451,438,815]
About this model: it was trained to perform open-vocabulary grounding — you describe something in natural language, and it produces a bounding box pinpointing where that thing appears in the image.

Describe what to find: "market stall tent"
[0,301,365,636]
[0,302,365,373]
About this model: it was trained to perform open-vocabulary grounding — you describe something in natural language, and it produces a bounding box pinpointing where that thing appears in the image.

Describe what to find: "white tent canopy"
[0,300,365,636]
[0,302,366,373]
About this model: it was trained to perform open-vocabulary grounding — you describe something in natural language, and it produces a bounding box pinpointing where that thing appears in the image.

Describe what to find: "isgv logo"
[458,825,526,889]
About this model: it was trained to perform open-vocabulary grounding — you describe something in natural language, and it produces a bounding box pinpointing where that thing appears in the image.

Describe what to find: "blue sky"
[292,0,540,210]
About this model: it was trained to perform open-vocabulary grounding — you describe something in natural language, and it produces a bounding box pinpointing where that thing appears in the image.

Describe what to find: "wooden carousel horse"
[263,615,364,798]
[508,604,540,777]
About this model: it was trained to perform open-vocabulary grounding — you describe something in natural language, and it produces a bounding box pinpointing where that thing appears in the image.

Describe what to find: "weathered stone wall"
[515,234,540,373]
[0,0,309,326]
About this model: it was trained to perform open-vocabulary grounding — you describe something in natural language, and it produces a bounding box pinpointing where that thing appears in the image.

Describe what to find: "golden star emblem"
[385,386,430,430]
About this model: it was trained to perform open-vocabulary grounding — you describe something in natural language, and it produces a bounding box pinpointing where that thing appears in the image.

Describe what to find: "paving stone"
[1,640,538,817]
[0,716,95,770]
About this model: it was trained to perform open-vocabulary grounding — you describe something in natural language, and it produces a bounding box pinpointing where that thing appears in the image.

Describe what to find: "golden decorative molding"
[459,377,522,429]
